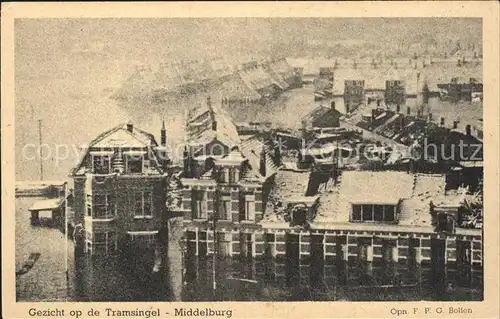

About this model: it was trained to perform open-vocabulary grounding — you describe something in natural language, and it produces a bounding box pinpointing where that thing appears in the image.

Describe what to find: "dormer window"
[291,205,308,226]
[90,151,113,174]
[351,203,396,222]
[124,151,145,174]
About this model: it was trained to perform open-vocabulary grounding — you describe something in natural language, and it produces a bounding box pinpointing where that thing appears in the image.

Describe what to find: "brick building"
[71,122,170,255]
[174,98,482,274]
[261,170,482,270]
[177,97,279,259]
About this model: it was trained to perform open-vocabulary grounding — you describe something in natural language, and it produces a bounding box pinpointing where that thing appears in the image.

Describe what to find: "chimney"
[371,109,376,121]
[453,121,458,129]
[377,99,381,107]
[396,104,400,113]
[345,102,350,113]
[428,113,433,122]
[260,145,267,177]
[183,146,192,178]
[407,107,411,115]
[207,96,212,108]
[465,124,471,136]
[126,121,133,133]
[331,101,336,110]
[274,140,282,166]
[161,120,167,146]
[440,117,445,126]
[212,120,217,131]
[400,116,405,130]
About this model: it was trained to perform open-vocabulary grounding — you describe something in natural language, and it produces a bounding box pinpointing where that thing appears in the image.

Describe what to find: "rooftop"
[263,169,313,224]
[240,136,279,181]
[186,99,241,149]
[71,122,161,176]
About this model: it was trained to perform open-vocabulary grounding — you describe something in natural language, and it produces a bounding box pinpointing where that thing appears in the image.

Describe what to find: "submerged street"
[16,199,482,302]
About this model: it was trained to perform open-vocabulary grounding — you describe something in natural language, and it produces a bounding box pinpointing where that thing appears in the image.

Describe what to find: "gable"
[93,128,150,148]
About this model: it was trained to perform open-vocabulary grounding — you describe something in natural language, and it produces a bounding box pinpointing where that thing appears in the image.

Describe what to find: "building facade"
[71,122,170,255]
[177,98,279,259]
[175,98,483,273]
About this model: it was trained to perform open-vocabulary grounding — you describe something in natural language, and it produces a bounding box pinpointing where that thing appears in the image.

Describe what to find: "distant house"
[301,102,343,130]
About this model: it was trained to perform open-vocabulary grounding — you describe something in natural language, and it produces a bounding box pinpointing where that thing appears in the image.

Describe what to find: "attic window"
[127,157,143,174]
[124,151,146,174]
[351,204,396,222]
[91,154,111,174]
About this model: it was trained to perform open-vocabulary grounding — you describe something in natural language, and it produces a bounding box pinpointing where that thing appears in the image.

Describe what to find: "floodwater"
[16,201,483,302]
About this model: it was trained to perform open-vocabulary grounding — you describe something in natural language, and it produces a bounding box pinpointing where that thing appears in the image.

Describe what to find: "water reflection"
[73,249,173,302]
[178,255,482,302]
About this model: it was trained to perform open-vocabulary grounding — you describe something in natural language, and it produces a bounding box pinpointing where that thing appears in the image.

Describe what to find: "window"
[244,195,255,221]
[362,205,372,221]
[240,233,254,258]
[126,156,143,174]
[198,231,208,257]
[385,206,395,222]
[87,193,116,219]
[92,156,111,174]
[374,205,384,221]
[229,168,239,184]
[218,232,232,257]
[351,204,397,222]
[86,195,92,217]
[134,191,153,218]
[218,194,231,220]
[86,231,116,254]
[352,205,362,221]
[129,233,156,245]
[222,169,230,183]
[192,190,207,219]
[291,206,308,226]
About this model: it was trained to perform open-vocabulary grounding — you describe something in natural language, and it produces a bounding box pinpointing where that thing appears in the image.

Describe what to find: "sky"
[15,18,482,75]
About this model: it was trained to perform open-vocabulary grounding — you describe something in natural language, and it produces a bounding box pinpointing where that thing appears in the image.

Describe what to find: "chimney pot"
[161,120,167,146]
[183,146,192,178]
[407,107,411,115]
[260,146,267,177]
[465,124,471,136]
[126,121,133,133]
[453,121,458,129]
[440,117,445,126]
[331,101,336,110]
